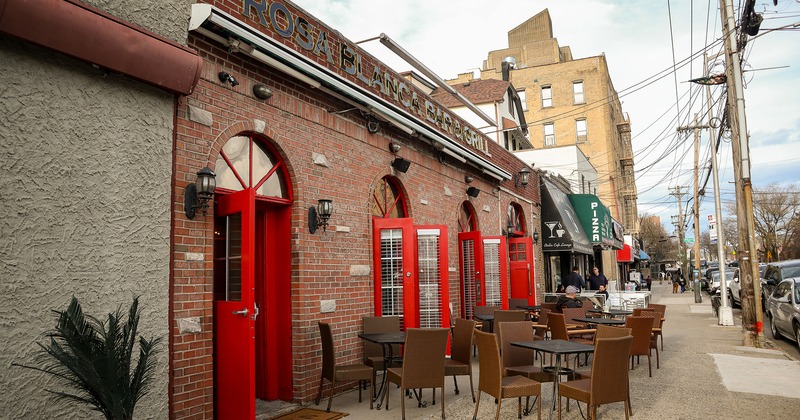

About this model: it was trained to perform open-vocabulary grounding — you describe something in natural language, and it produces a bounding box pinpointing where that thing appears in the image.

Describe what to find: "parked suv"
[765,278,800,350]
[761,260,800,311]
[728,264,767,308]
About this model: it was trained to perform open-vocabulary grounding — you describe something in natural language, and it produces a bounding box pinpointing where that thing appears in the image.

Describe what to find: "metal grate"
[380,229,405,328]
[483,239,502,307]
[461,239,477,319]
[417,229,442,329]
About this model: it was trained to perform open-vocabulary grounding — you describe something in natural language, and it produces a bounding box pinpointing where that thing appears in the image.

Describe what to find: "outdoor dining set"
[314,301,667,420]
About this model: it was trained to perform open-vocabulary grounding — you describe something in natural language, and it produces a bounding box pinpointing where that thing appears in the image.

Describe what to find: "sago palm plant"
[14,296,161,420]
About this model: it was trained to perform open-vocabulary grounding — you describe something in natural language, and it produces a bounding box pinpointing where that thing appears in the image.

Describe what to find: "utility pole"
[719,0,764,346]
[670,186,687,282]
[704,53,734,325]
[677,116,707,303]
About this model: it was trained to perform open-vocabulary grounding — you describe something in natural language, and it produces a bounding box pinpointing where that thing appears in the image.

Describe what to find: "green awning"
[568,194,622,250]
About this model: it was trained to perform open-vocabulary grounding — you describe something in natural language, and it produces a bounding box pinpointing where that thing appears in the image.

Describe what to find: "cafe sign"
[568,194,615,248]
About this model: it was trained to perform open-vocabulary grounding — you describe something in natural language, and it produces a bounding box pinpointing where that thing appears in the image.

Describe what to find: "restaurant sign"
[240,0,489,155]
[568,194,616,248]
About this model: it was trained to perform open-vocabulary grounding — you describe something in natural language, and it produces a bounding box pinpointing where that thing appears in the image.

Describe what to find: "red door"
[509,236,536,305]
[482,237,509,308]
[414,226,451,330]
[372,217,416,328]
[213,188,256,419]
[458,231,484,319]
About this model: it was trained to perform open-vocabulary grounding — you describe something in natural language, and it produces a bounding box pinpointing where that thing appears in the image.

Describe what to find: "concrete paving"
[264,281,799,419]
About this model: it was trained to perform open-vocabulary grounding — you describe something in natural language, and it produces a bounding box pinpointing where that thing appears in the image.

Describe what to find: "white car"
[709,270,735,295]
[728,264,767,307]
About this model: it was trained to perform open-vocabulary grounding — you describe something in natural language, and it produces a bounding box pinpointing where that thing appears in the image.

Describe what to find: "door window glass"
[215,134,290,200]
[417,230,443,328]
[214,213,242,301]
[372,176,407,218]
[458,201,478,232]
[380,228,405,325]
[461,238,477,319]
[483,239,502,307]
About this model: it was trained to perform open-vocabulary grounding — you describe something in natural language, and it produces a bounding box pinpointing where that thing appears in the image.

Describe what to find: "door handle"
[251,303,259,321]
[232,308,249,317]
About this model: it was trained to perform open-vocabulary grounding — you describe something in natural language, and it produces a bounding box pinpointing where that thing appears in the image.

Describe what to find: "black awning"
[541,180,593,255]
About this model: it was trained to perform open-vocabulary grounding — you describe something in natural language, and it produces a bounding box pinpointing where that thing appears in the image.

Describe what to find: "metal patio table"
[358,332,405,409]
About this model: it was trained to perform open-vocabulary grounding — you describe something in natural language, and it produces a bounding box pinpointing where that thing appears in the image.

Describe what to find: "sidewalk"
[270,282,800,419]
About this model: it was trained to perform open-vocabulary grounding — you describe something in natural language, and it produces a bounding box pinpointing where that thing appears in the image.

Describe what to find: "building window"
[215,134,291,199]
[518,89,528,111]
[544,123,555,146]
[576,119,588,143]
[458,201,478,232]
[573,81,584,104]
[541,86,552,108]
[371,176,407,218]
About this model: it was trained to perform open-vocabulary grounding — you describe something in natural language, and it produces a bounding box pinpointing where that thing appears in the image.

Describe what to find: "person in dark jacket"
[587,266,609,290]
[563,266,586,291]
[556,286,583,311]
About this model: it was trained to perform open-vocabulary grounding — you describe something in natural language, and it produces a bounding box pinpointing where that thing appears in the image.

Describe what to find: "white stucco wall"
[0,27,175,420]
[515,145,598,194]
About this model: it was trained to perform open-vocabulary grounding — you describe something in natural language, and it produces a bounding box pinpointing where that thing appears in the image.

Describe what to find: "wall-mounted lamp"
[514,167,531,188]
[367,115,380,133]
[218,71,239,87]
[465,175,474,184]
[184,167,217,219]
[391,157,411,173]
[533,229,540,244]
[389,142,402,153]
[466,186,480,198]
[308,199,333,234]
[506,221,515,238]
[252,84,272,100]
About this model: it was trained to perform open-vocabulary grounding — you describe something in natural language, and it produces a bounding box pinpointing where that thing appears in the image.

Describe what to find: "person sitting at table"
[556,286,583,311]
[595,284,609,300]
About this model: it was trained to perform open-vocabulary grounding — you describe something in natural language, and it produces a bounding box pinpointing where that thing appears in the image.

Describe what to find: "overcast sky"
[292,0,800,237]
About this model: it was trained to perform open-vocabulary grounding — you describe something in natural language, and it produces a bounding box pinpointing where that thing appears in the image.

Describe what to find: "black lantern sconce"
[391,157,411,173]
[506,220,516,238]
[533,229,540,244]
[466,186,480,198]
[184,167,217,219]
[514,167,531,188]
[218,71,239,87]
[308,199,334,234]
[252,84,273,100]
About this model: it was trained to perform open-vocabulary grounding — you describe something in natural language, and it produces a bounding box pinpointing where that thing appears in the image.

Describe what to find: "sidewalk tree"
[751,183,799,262]
[639,213,675,267]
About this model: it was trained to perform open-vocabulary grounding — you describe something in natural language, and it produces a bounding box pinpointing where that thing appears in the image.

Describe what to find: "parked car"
[709,269,736,295]
[765,278,800,350]
[728,264,767,308]
[761,260,800,312]
[703,262,721,290]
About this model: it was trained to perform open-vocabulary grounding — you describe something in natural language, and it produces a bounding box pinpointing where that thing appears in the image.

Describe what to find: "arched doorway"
[212,133,293,419]
[507,203,537,305]
[370,175,450,330]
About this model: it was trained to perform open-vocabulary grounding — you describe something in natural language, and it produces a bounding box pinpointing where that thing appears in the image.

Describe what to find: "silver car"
[766,278,800,350]
[728,264,767,307]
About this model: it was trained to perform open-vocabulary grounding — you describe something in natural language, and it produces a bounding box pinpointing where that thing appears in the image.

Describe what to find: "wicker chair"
[625,316,656,377]
[384,328,449,419]
[639,310,660,370]
[557,335,634,420]
[533,308,550,341]
[362,316,401,392]
[315,322,374,412]
[499,321,554,384]
[547,313,594,368]
[474,305,500,332]
[473,330,542,420]
[541,301,558,313]
[647,303,667,350]
[444,318,477,402]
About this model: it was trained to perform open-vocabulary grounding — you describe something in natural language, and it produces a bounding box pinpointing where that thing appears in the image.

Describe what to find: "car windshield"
[712,271,735,281]
[781,265,800,279]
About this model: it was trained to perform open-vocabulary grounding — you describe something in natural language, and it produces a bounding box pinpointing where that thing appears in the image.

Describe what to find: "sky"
[292,0,800,238]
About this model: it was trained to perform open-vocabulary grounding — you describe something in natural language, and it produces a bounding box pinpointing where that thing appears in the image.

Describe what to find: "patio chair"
[494,309,527,349]
[384,328,449,420]
[316,322,374,412]
[533,308,550,341]
[498,321,554,384]
[647,303,667,350]
[541,301,558,313]
[444,318,477,402]
[639,310,660,370]
[547,312,595,368]
[473,329,542,420]
[508,298,531,318]
[362,315,401,392]
[557,335,634,420]
[624,316,655,377]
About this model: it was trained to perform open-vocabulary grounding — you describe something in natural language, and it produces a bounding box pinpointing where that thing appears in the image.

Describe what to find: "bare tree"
[751,183,800,262]
[639,213,675,267]
[699,230,712,261]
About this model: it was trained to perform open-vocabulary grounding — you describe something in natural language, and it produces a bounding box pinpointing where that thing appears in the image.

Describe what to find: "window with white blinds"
[483,239,502,307]
[461,239,477,320]
[417,229,442,329]
[380,229,405,327]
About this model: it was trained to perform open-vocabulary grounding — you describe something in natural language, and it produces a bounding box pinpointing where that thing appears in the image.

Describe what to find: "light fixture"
[367,115,380,133]
[391,157,411,173]
[218,71,239,87]
[308,199,333,234]
[184,167,217,219]
[389,143,401,153]
[466,186,480,198]
[252,84,272,100]
[506,221,515,238]
[465,175,474,184]
[514,167,531,188]
[533,229,540,244]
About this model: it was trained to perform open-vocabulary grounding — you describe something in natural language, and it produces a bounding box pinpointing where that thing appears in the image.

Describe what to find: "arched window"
[371,176,407,218]
[506,203,526,237]
[458,201,478,232]
[214,134,291,201]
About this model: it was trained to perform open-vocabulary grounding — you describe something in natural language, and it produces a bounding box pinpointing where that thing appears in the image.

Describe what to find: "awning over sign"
[541,180,593,255]
[617,244,634,262]
[568,194,622,250]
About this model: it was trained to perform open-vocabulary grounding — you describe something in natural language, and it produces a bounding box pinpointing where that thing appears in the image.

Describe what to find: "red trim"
[0,0,202,95]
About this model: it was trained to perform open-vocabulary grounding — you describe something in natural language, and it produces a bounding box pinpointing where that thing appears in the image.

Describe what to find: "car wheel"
[794,323,800,351]
[728,290,737,308]
[769,312,782,340]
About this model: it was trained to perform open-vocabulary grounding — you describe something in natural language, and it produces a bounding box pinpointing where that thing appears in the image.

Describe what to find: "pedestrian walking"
[680,275,686,293]
[672,272,679,293]
[563,266,586,291]
[587,266,609,290]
